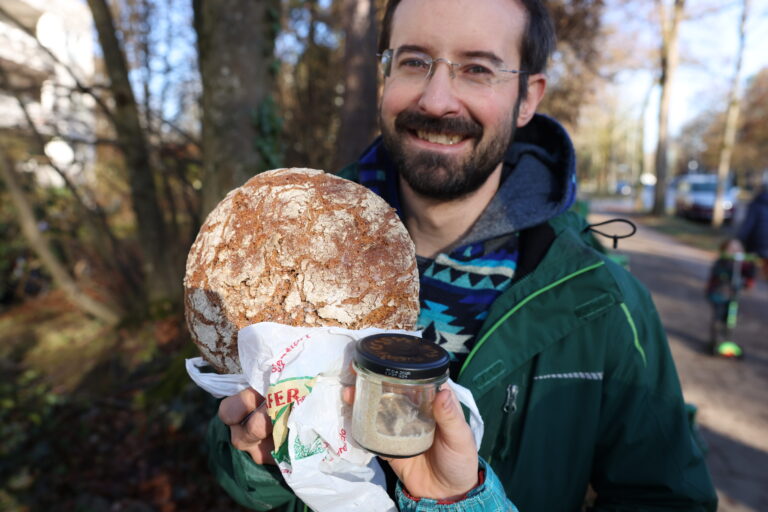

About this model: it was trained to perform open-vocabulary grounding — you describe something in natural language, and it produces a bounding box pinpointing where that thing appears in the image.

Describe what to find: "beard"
[380,103,519,201]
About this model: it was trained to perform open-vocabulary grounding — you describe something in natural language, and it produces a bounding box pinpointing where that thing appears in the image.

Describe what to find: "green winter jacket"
[455,211,717,511]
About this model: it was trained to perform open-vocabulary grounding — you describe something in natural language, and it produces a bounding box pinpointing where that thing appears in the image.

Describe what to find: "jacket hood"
[459,113,577,247]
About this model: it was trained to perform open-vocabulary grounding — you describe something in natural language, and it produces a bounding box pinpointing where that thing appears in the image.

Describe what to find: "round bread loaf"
[184,168,419,373]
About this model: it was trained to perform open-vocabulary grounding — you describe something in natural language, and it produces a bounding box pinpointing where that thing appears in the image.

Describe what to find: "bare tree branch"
[0,153,123,324]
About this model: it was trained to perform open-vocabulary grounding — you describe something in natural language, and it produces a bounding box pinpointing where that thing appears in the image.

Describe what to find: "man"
[207,0,719,510]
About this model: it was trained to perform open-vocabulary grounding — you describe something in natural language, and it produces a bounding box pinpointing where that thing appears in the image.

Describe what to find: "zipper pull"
[498,384,520,460]
[503,384,518,413]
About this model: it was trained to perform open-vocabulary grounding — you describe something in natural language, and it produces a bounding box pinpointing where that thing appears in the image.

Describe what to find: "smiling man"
[208,0,719,510]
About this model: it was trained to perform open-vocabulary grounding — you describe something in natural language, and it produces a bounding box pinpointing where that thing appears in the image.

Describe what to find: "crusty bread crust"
[184,168,419,373]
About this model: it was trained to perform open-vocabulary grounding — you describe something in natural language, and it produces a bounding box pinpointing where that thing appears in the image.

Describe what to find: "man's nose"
[416,63,462,118]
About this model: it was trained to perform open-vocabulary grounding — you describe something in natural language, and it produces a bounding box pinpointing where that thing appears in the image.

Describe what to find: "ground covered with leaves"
[0,291,250,512]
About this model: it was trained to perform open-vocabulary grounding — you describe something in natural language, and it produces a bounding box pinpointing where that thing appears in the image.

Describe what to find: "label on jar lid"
[354,333,449,380]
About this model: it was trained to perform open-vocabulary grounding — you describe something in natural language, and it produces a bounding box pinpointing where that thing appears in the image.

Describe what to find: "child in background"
[705,239,757,358]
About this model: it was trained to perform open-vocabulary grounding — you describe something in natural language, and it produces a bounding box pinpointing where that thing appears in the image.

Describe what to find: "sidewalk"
[589,208,768,512]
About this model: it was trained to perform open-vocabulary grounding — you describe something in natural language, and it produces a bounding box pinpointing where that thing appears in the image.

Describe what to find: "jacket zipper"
[503,384,519,413]
[499,384,519,459]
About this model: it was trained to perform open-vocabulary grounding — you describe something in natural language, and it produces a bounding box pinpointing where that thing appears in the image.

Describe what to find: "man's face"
[379,0,530,201]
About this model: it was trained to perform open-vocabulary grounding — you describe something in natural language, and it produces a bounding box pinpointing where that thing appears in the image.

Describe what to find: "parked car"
[674,174,739,222]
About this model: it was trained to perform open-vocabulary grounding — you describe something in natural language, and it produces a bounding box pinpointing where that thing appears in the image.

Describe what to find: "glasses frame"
[377,48,528,84]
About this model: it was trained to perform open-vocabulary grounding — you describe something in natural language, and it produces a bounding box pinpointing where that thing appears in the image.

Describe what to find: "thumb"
[432,387,475,448]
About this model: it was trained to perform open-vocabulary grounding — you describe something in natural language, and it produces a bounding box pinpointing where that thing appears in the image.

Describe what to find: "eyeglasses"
[378,47,526,92]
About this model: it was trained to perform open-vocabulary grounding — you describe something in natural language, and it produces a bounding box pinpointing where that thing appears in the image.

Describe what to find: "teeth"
[416,131,463,145]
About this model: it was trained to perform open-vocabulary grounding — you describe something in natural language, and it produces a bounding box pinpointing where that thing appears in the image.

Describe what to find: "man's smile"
[414,130,467,146]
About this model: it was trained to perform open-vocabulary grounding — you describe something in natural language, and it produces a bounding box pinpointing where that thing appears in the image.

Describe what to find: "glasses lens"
[391,49,432,80]
[457,61,500,87]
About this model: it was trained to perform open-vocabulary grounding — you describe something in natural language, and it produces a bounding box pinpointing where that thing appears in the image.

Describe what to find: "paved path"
[589,203,768,512]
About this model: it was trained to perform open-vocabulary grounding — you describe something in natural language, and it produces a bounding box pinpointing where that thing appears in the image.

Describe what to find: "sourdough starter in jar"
[351,334,449,457]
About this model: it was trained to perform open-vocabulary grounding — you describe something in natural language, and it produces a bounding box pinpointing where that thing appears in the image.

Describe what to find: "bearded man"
[209,0,718,510]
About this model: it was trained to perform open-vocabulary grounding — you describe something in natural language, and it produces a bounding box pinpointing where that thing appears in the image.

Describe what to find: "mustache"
[394,111,483,139]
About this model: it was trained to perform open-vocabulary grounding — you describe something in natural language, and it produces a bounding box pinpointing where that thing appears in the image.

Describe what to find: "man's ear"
[516,73,547,127]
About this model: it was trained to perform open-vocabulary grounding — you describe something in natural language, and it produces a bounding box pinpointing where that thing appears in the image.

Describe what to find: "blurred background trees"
[0,0,766,509]
[1,0,766,321]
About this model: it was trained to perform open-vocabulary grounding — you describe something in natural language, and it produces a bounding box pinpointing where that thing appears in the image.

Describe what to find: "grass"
[633,213,734,253]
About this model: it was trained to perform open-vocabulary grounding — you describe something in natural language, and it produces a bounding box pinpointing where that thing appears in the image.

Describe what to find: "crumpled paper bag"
[186,322,484,512]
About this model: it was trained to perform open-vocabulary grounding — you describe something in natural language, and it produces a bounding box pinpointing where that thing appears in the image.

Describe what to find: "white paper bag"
[186,322,484,512]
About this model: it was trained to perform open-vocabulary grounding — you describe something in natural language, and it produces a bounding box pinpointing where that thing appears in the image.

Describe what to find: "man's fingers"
[239,401,272,441]
[219,388,264,425]
[231,425,276,465]
[219,387,274,464]
[249,437,276,464]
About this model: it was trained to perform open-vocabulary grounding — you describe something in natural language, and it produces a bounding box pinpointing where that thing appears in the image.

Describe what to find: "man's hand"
[386,386,479,500]
[218,387,275,465]
[344,384,479,500]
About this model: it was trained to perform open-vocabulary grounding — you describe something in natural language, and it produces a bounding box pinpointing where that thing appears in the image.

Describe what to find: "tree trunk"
[86,0,180,306]
[712,0,749,228]
[0,155,122,324]
[652,0,685,216]
[193,0,280,216]
[635,80,655,212]
[334,0,379,169]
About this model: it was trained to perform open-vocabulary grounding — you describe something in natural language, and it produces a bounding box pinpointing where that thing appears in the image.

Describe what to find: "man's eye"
[399,58,429,69]
[463,64,493,75]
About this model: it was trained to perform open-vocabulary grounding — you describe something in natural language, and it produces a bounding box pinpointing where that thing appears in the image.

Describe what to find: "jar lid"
[354,334,449,380]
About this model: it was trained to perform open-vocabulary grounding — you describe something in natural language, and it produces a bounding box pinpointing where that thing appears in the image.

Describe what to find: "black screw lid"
[354,333,449,380]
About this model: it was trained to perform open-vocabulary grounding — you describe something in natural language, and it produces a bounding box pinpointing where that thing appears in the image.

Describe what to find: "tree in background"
[334,0,379,169]
[0,0,202,319]
[193,0,282,216]
[277,0,343,171]
[651,0,685,216]
[712,0,749,228]
[572,89,641,194]
[541,0,607,129]
[88,0,182,307]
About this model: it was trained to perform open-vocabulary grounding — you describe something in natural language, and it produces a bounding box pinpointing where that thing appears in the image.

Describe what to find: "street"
[589,203,768,512]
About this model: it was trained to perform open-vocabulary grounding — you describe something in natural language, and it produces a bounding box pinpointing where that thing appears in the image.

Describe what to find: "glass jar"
[351,333,449,458]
